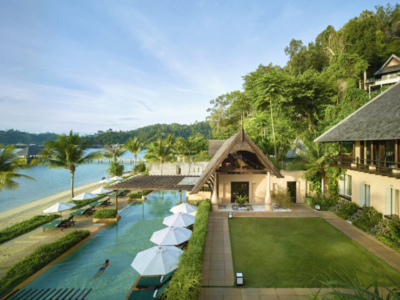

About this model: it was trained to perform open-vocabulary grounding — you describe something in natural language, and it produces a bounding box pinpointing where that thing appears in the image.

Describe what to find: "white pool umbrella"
[109,176,124,181]
[131,246,183,276]
[98,179,112,184]
[150,226,192,246]
[170,203,197,215]
[91,187,113,195]
[72,192,98,201]
[163,212,195,227]
[43,202,76,219]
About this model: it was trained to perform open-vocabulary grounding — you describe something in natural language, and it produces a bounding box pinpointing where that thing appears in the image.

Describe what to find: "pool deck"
[0,194,131,281]
[199,203,400,300]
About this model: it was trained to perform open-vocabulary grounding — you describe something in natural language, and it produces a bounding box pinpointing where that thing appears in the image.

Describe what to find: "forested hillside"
[0,122,211,146]
[206,4,400,160]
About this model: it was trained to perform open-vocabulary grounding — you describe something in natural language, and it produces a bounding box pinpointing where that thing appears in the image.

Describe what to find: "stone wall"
[148,162,209,176]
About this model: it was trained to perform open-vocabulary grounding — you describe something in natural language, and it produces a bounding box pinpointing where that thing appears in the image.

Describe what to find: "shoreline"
[0,181,104,231]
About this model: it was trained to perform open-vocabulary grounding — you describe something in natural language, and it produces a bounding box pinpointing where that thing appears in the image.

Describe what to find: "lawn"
[229,218,400,288]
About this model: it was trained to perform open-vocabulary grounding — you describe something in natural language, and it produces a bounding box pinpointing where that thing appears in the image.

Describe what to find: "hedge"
[305,196,337,211]
[93,209,117,219]
[0,214,61,244]
[334,201,359,220]
[164,199,211,300]
[375,219,400,252]
[0,230,90,291]
[352,206,383,232]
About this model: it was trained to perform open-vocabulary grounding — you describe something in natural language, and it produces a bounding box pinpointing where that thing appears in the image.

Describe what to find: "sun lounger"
[128,281,169,300]
[51,216,75,227]
[136,271,174,290]
[110,190,125,197]
[70,207,94,217]
[42,222,65,232]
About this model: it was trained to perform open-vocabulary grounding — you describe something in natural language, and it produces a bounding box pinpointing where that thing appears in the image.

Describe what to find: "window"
[360,183,370,207]
[366,141,371,164]
[339,175,352,197]
[385,140,395,168]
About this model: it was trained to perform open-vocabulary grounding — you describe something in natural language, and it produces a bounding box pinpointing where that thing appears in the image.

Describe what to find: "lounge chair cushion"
[136,271,173,288]
[127,290,155,300]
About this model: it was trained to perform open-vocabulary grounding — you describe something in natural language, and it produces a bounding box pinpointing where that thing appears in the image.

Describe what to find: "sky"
[0,0,394,134]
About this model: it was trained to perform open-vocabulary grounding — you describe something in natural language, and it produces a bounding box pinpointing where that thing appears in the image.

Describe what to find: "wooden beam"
[379,140,385,167]
[371,141,375,166]
[216,169,269,173]
[360,141,364,164]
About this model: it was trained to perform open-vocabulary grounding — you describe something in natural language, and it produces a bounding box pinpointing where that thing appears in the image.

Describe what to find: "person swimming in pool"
[92,259,114,281]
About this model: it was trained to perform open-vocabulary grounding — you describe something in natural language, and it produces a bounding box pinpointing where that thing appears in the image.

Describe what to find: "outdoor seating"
[70,207,95,217]
[136,271,174,290]
[110,190,125,197]
[128,281,169,300]
[50,216,76,227]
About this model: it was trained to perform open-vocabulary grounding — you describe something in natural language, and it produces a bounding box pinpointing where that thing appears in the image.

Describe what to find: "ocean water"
[24,190,186,300]
[0,150,145,213]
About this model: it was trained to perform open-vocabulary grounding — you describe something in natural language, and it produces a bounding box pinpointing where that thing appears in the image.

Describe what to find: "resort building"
[315,81,400,219]
[112,130,309,211]
[365,54,400,94]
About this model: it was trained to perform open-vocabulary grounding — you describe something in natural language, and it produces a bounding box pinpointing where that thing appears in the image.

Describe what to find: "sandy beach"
[0,181,104,231]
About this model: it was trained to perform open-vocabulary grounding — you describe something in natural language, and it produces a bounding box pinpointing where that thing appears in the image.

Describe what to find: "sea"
[0,150,146,213]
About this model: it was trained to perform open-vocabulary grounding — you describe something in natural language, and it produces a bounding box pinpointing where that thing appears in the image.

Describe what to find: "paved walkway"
[199,204,400,299]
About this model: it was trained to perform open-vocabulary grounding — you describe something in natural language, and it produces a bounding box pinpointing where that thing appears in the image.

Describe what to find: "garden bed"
[92,209,120,223]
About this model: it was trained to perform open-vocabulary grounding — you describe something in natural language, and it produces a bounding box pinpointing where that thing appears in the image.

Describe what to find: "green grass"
[229,218,400,288]
[0,214,61,244]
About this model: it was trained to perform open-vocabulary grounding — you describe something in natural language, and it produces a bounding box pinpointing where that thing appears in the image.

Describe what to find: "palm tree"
[103,144,126,162]
[33,131,102,198]
[0,144,35,191]
[173,137,186,161]
[144,139,172,175]
[185,138,197,160]
[290,140,334,197]
[124,137,143,166]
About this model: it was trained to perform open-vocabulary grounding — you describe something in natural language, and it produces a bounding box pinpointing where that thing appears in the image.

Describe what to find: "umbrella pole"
[159,275,162,288]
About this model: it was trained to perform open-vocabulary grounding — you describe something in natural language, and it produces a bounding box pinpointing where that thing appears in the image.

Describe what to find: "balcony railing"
[335,155,400,178]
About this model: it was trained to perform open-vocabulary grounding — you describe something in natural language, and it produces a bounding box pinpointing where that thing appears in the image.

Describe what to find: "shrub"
[334,201,359,220]
[93,209,117,219]
[352,206,383,232]
[271,186,292,209]
[107,161,124,176]
[0,214,61,244]
[375,219,400,252]
[0,230,90,291]
[133,161,146,173]
[164,199,210,300]
[235,195,248,205]
[305,195,337,211]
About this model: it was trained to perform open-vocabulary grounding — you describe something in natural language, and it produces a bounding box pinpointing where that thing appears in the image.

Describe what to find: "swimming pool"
[24,190,186,300]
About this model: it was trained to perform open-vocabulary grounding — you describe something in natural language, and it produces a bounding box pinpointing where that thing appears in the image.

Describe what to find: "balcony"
[334,155,400,179]
[366,76,400,87]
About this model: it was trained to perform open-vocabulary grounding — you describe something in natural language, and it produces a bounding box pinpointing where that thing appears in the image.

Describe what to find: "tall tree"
[33,131,102,198]
[124,137,143,166]
[0,144,35,192]
[144,139,172,175]
[244,68,289,158]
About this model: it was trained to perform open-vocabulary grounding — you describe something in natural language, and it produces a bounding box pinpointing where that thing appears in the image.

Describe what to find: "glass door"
[231,182,249,203]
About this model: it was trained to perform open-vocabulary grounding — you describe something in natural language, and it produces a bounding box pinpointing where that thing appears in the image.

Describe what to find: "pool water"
[25,190,186,300]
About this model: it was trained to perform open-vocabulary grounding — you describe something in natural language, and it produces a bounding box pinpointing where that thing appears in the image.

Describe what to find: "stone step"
[368,230,376,236]
[376,225,386,231]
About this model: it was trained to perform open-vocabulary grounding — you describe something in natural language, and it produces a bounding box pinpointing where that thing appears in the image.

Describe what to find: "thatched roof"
[315,81,400,142]
[17,146,45,156]
[190,131,283,194]
[109,175,200,191]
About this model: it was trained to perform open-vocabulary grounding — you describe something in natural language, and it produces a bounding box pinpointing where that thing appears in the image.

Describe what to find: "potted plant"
[235,195,248,207]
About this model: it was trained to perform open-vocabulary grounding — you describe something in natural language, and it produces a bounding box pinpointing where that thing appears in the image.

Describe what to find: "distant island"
[0,122,212,146]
